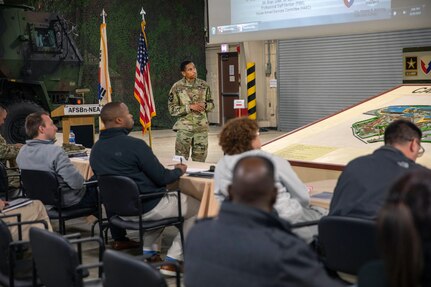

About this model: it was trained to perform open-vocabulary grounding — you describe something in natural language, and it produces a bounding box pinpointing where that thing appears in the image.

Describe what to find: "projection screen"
[207,0,431,44]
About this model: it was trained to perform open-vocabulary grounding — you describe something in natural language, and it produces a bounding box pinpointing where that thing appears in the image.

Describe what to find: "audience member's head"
[25,111,56,140]
[384,119,424,161]
[228,156,277,212]
[378,169,431,287]
[100,102,134,130]
[219,117,261,155]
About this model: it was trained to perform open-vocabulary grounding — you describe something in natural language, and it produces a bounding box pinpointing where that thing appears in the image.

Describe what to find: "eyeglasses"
[417,141,425,158]
[409,138,425,158]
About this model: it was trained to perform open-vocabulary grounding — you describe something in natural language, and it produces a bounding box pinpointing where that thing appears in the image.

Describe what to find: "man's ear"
[408,139,416,153]
[181,71,186,77]
[270,187,277,206]
[114,116,122,125]
[227,184,233,201]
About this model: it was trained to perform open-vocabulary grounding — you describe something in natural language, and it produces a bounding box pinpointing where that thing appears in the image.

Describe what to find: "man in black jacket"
[90,102,199,275]
[185,155,344,287]
[329,119,427,219]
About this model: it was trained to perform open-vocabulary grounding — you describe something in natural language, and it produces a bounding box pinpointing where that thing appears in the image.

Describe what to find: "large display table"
[263,85,431,182]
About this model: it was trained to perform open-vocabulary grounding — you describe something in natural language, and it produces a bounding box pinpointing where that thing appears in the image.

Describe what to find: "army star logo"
[405,57,417,71]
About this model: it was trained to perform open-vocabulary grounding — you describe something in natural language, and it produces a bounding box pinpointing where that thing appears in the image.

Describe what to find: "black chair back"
[21,170,60,206]
[30,228,82,287]
[98,175,141,216]
[318,216,379,275]
[0,220,12,275]
[0,162,9,195]
[103,249,167,287]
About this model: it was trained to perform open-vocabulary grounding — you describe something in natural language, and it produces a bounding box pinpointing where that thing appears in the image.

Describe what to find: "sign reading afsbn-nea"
[64,104,101,115]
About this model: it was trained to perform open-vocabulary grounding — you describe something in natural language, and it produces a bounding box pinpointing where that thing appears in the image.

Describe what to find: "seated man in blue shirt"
[185,155,344,287]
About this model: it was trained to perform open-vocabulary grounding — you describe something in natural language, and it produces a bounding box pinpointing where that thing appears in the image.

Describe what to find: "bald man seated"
[90,102,199,276]
[184,155,345,287]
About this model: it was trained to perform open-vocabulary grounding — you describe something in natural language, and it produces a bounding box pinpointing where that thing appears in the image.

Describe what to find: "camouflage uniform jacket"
[168,78,214,133]
[0,135,20,164]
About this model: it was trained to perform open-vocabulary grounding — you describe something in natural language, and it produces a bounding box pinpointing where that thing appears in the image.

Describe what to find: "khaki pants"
[123,193,200,261]
[1,200,53,241]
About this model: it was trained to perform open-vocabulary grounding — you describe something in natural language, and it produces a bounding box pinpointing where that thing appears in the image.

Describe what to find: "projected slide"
[230,0,390,29]
[208,0,430,43]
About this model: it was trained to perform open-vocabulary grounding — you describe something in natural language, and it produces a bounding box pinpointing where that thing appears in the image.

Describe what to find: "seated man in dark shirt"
[185,155,344,287]
[90,102,199,276]
[329,119,427,219]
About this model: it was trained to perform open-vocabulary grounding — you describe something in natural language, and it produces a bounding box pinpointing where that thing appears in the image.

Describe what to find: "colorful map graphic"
[352,105,431,143]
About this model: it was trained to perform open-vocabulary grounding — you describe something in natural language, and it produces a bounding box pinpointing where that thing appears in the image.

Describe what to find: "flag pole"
[98,8,112,131]
[140,7,153,149]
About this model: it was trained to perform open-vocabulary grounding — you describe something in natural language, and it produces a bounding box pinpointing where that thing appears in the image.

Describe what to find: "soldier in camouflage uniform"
[0,106,23,188]
[168,61,214,162]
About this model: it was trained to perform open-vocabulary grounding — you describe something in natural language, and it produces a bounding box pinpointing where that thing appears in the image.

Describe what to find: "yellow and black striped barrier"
[247,62,256,120]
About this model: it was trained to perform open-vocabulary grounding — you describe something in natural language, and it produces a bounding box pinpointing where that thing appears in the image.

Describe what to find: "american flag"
[133,21,156,133]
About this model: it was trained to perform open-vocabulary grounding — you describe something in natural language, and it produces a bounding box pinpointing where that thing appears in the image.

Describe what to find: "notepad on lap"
[2,198,33,212]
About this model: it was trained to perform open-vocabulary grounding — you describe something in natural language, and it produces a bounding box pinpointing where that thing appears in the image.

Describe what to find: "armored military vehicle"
[0,2,85,143]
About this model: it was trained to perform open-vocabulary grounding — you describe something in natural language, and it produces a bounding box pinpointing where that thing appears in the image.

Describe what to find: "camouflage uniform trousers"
[175,129,208,162]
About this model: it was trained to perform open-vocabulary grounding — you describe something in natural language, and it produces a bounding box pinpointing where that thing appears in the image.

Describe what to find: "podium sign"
[63,104,101,116]
[51,105,100,148]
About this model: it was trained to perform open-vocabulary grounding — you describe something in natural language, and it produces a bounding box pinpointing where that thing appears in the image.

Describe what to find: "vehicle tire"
[1,102,44,143]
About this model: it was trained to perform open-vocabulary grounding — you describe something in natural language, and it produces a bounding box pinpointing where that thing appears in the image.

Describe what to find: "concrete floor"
[55,126,286,286]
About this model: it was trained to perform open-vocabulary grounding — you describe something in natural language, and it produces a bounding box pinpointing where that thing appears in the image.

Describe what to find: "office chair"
[20,169,100,235]
[0,162,21,201]
[0,215,48,287]
[29,228,104,287]
[103,249,181,287]
[97,175,185,254]
[318,215,379,275]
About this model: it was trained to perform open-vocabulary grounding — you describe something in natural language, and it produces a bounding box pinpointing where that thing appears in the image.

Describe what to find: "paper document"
[3,198,33,212]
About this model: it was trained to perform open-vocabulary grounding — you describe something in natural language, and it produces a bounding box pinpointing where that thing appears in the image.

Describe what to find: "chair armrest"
[69,237,105,263]
[7,219,49,240]
[69,236,104,246]
[83,180,98,187]
[0,213,21,222]
[138,189,181,200]
[70,237,104,278]
[291,220,320,229]
[63,232,82,240]
[138,191,168,200]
